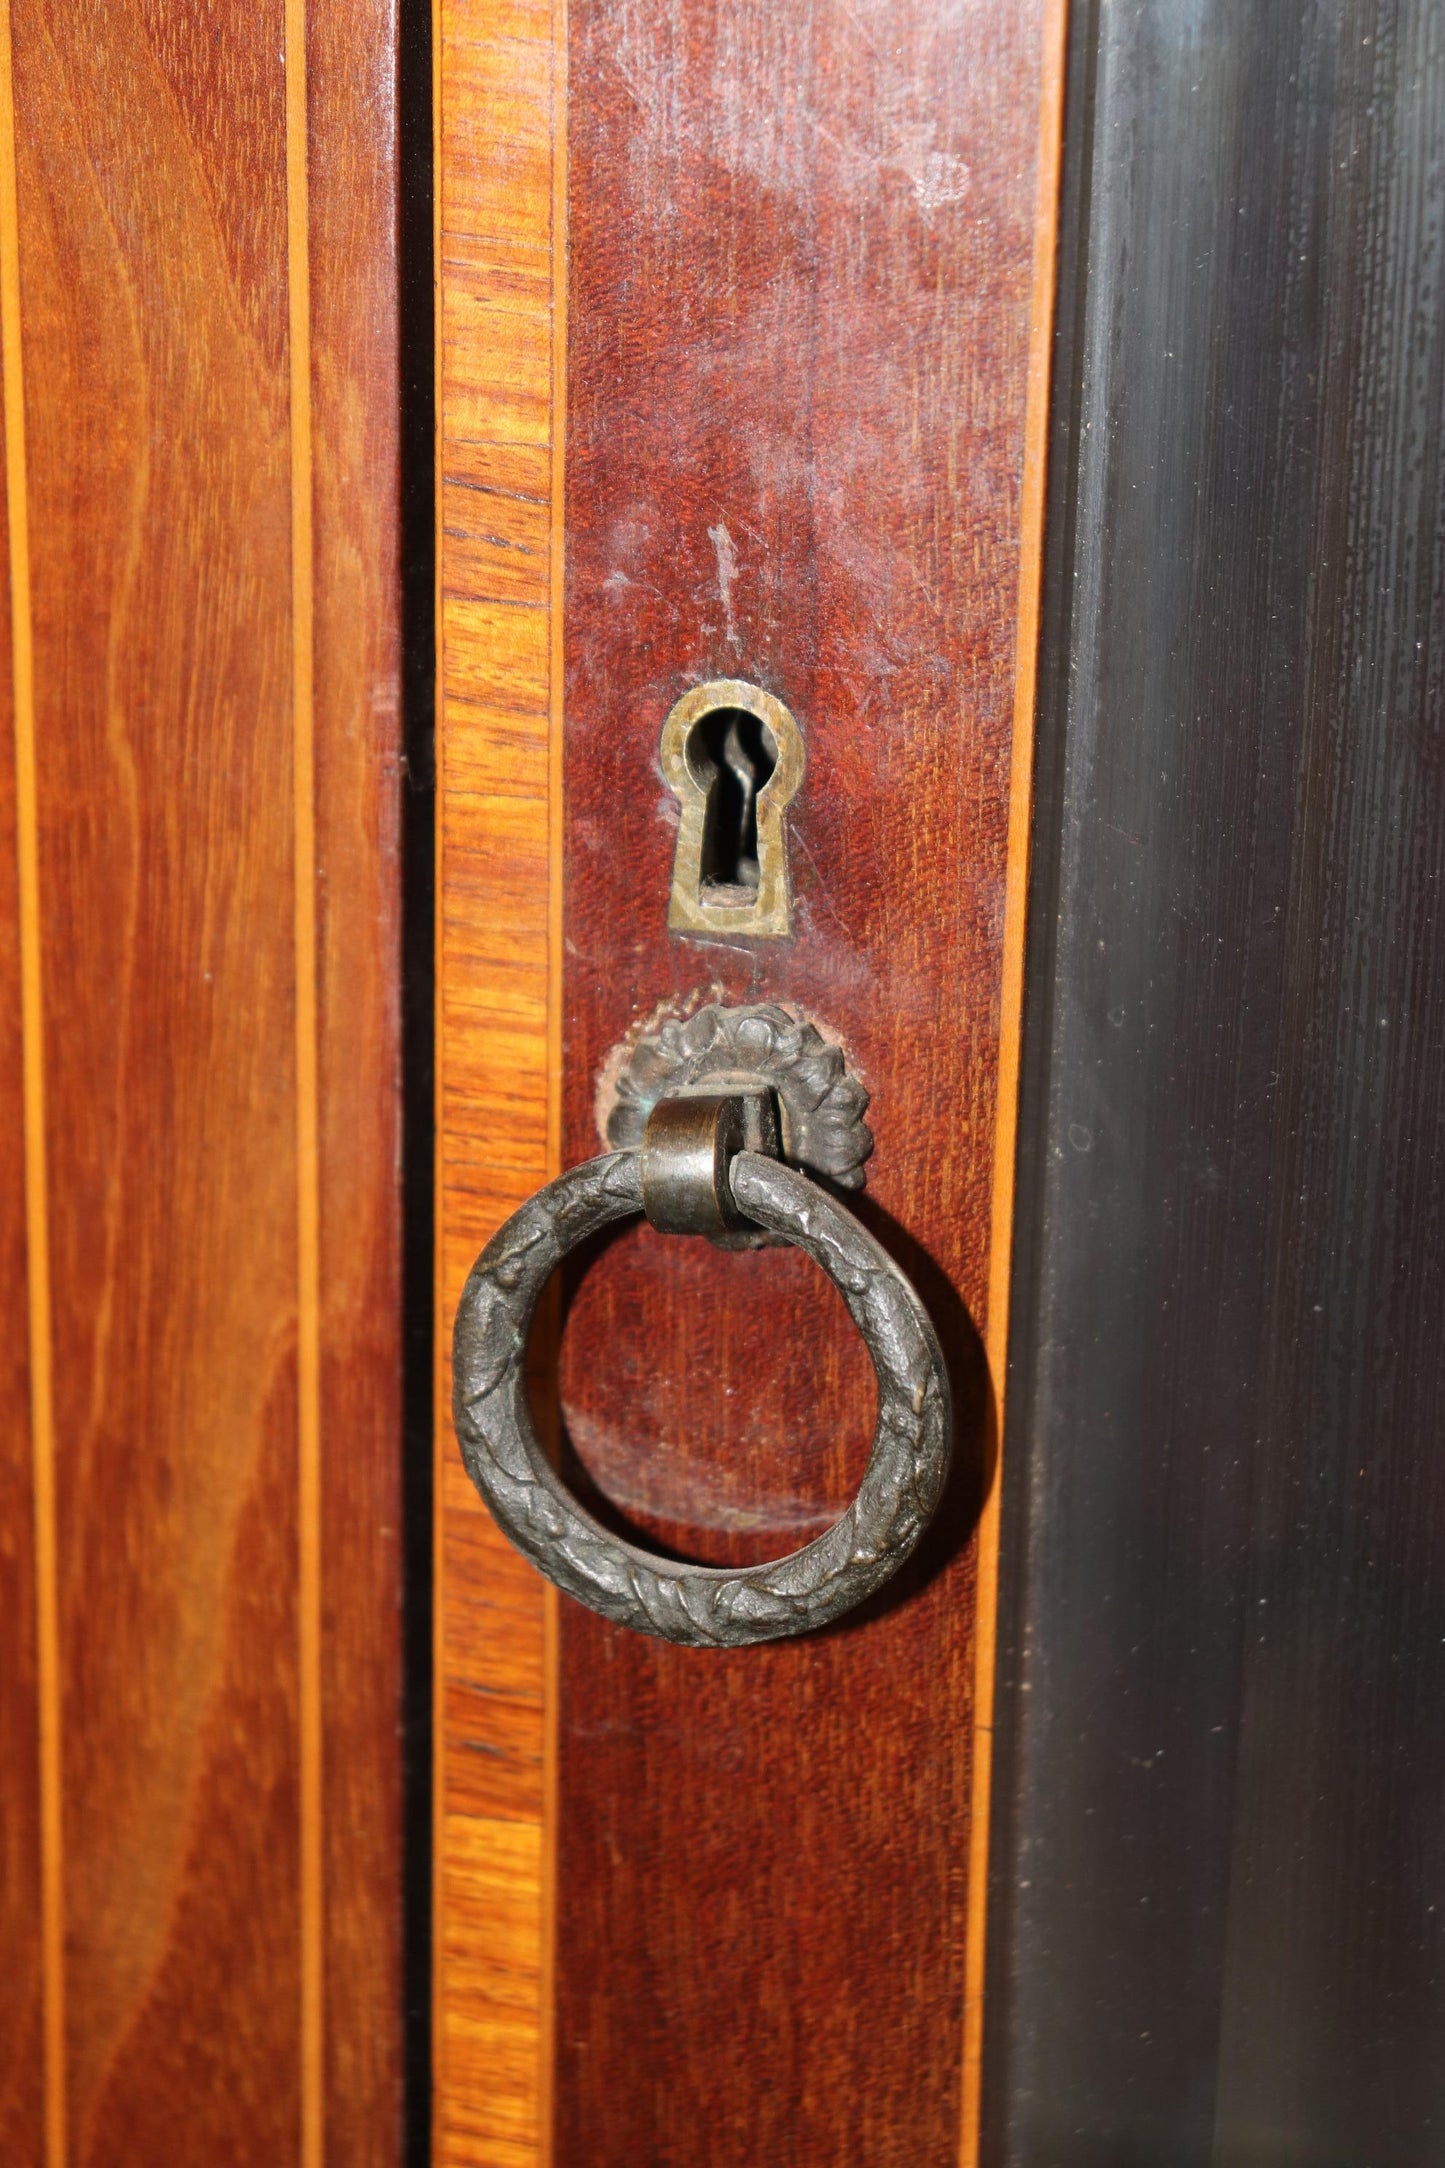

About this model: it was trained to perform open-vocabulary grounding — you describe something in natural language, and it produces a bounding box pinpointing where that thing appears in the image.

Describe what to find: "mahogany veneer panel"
[554,2,1055,2160]
[1,2,404,2158]
[433,0,1064,2157]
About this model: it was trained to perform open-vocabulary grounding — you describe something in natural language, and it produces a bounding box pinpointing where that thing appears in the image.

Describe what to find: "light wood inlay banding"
[284,0,324,2157]
[0,8,62,2159]
[436,0,564,2158]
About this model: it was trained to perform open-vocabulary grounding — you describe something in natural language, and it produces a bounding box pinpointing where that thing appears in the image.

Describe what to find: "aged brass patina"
[600,997,872,1191]
[451,1093,952,1647]
[638,1089,780,1237]
[660,679,804,938]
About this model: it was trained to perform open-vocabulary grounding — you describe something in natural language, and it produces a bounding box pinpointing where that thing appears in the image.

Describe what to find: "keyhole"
[684,708,779,900]
[660,679,804,937]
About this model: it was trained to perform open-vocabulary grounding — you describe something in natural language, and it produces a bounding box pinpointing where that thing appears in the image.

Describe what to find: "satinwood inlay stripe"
[435,0,564,2157]
[0,9,62,2161]
[284,1,324,2159]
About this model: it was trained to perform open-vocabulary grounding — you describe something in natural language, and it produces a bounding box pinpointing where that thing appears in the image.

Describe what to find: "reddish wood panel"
[16,8,299,2148]
[0,359,43,2167]
[2,2,404,2159]
[308,0,406,2152]
[555,1,1047,2159]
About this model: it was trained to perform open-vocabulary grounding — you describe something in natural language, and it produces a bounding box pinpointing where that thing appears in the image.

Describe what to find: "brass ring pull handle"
[451,1093,953,1647]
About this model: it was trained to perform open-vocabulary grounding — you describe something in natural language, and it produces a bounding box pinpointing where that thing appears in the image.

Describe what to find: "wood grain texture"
[434,0,1060,2159]
[0,16,63,2148]
[434,0,562,2160]
[553,2,1051,2161]
[0,1,404,2158]
[307,0,406,2153]
[0,308,45,2168]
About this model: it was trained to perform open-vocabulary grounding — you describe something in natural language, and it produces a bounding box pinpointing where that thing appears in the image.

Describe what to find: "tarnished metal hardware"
[660,681,804,939]
[600,998,872,1191]
[451,1097,952,1648]
[639,1089,780,1236]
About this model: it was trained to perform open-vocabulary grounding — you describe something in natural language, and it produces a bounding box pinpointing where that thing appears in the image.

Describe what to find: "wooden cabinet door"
[436,3,1445,2160]
[0,6,409,2161]
[432,2,1065,2161]
[7,2,1436,2160]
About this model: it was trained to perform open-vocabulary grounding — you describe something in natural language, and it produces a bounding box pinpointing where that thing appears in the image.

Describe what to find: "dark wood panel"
[0,330,43,2167]
[988,2,1445,2160]
[555,1,1049,2158]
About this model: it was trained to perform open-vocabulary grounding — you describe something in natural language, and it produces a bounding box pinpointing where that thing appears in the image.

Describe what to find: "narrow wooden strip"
[441,1814,545,2153]
[545,0,566,1254]
[284,1,324,2159]
[437,0,560,2156]
[305,0,407,2143]
[432,0,450,2122]
[0,347,42,2168]
[538,16,567,2152]
[959,2,1071,2159]
[0,13,62,2161]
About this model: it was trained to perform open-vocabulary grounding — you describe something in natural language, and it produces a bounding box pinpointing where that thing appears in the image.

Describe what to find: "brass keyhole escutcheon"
[660,679,805,938]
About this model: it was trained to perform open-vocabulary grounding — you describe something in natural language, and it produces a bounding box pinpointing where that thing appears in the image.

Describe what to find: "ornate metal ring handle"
[451,1093,953,1648]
